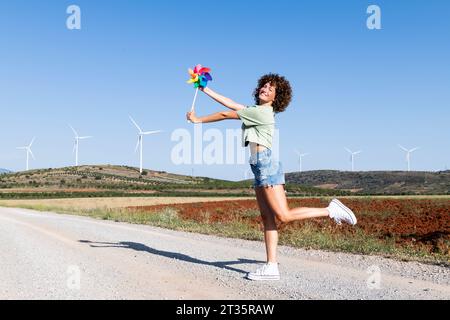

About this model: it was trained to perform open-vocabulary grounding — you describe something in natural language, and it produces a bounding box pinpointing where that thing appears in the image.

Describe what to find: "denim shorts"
[249,149,285,188]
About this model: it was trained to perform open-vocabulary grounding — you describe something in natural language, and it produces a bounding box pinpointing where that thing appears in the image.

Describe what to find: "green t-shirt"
[237,105,275,149]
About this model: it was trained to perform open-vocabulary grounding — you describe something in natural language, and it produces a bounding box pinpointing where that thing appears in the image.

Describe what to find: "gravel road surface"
[0,207,448,300]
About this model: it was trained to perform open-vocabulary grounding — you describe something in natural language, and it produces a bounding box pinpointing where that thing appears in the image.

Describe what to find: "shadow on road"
[79,240,263,275]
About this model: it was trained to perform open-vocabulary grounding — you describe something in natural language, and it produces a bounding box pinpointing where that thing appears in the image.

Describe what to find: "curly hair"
[253,73,292,113]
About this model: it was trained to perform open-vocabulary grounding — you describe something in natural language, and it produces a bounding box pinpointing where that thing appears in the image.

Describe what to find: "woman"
[187,74,357,281]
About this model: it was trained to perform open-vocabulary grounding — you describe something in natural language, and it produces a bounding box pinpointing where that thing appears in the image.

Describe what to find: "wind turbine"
[17,137,35,171]
[345,148,362,172]
[70,125,92,167]
[398,145,420,172]
[294,150,309,173]
[129,116,162,174]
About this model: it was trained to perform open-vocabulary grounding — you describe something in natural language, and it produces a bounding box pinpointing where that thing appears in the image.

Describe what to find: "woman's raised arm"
[200,87,245,111]
[186,110,240,124]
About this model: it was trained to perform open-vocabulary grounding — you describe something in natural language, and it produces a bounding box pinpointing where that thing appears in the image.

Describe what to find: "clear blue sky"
[1,0,449,180]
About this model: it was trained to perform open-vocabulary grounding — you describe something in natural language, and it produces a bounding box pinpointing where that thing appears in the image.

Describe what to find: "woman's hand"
[186,111,200,123]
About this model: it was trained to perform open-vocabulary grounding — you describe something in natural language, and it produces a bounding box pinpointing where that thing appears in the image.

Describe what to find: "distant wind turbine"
[345,148,362,172]
[398,145,420,172]
[17,137,35,171]
[294,150,309,173]
[129,116,162,174]
[70,125,92,167]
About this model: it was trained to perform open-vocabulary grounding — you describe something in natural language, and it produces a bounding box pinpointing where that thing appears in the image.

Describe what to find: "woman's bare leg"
[255,188,278,263]
[259,185,330,223]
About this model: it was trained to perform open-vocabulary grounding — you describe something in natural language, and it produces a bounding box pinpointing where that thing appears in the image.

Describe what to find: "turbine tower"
[17,137,35,171]
[294,150,309,173]
[345,148,362,172]
[398,145,419,172]
[129,116,162,174]
[70,125,92,167]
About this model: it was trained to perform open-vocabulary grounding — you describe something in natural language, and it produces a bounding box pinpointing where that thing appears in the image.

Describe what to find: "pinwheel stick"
[190,87,199,113]
[188,88,199,123]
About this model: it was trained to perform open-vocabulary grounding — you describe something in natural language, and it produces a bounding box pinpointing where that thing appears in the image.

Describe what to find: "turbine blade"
[79,136,93,140]
[354,151,362,155]
[28,148,35,160]
[69,125,78,137]
[142,130,162,135]
[29,137,35,147]
[129,116,142,133]
[398,145,408,152]
[135,136,140,153]
[410,147,420,153]
[345,147,352,154]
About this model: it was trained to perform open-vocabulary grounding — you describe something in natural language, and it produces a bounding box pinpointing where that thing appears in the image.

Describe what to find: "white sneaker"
[247,263,280,281]
[328,199,357,226]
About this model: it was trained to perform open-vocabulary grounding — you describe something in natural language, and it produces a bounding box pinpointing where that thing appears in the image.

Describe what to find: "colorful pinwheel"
[187,64,213,122]
[187,64,213,89]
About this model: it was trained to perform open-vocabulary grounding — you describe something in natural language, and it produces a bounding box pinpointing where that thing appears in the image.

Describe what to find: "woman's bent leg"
[260,185,330,223]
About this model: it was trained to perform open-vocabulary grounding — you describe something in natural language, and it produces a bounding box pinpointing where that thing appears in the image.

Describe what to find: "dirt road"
[0,207,448,300]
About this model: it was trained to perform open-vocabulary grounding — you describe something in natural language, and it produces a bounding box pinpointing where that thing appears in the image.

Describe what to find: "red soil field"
[129,198,450,255]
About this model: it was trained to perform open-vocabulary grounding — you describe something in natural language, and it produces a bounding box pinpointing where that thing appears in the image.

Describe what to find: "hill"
[0,169,12,174]
[285,170,450,195]
[0,165,339,199]
[1,166,447,199]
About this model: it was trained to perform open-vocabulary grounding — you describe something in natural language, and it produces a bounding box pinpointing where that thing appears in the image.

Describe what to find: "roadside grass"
[1,202,447,266]
[279,223,443,264]
[0,196,254,210]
